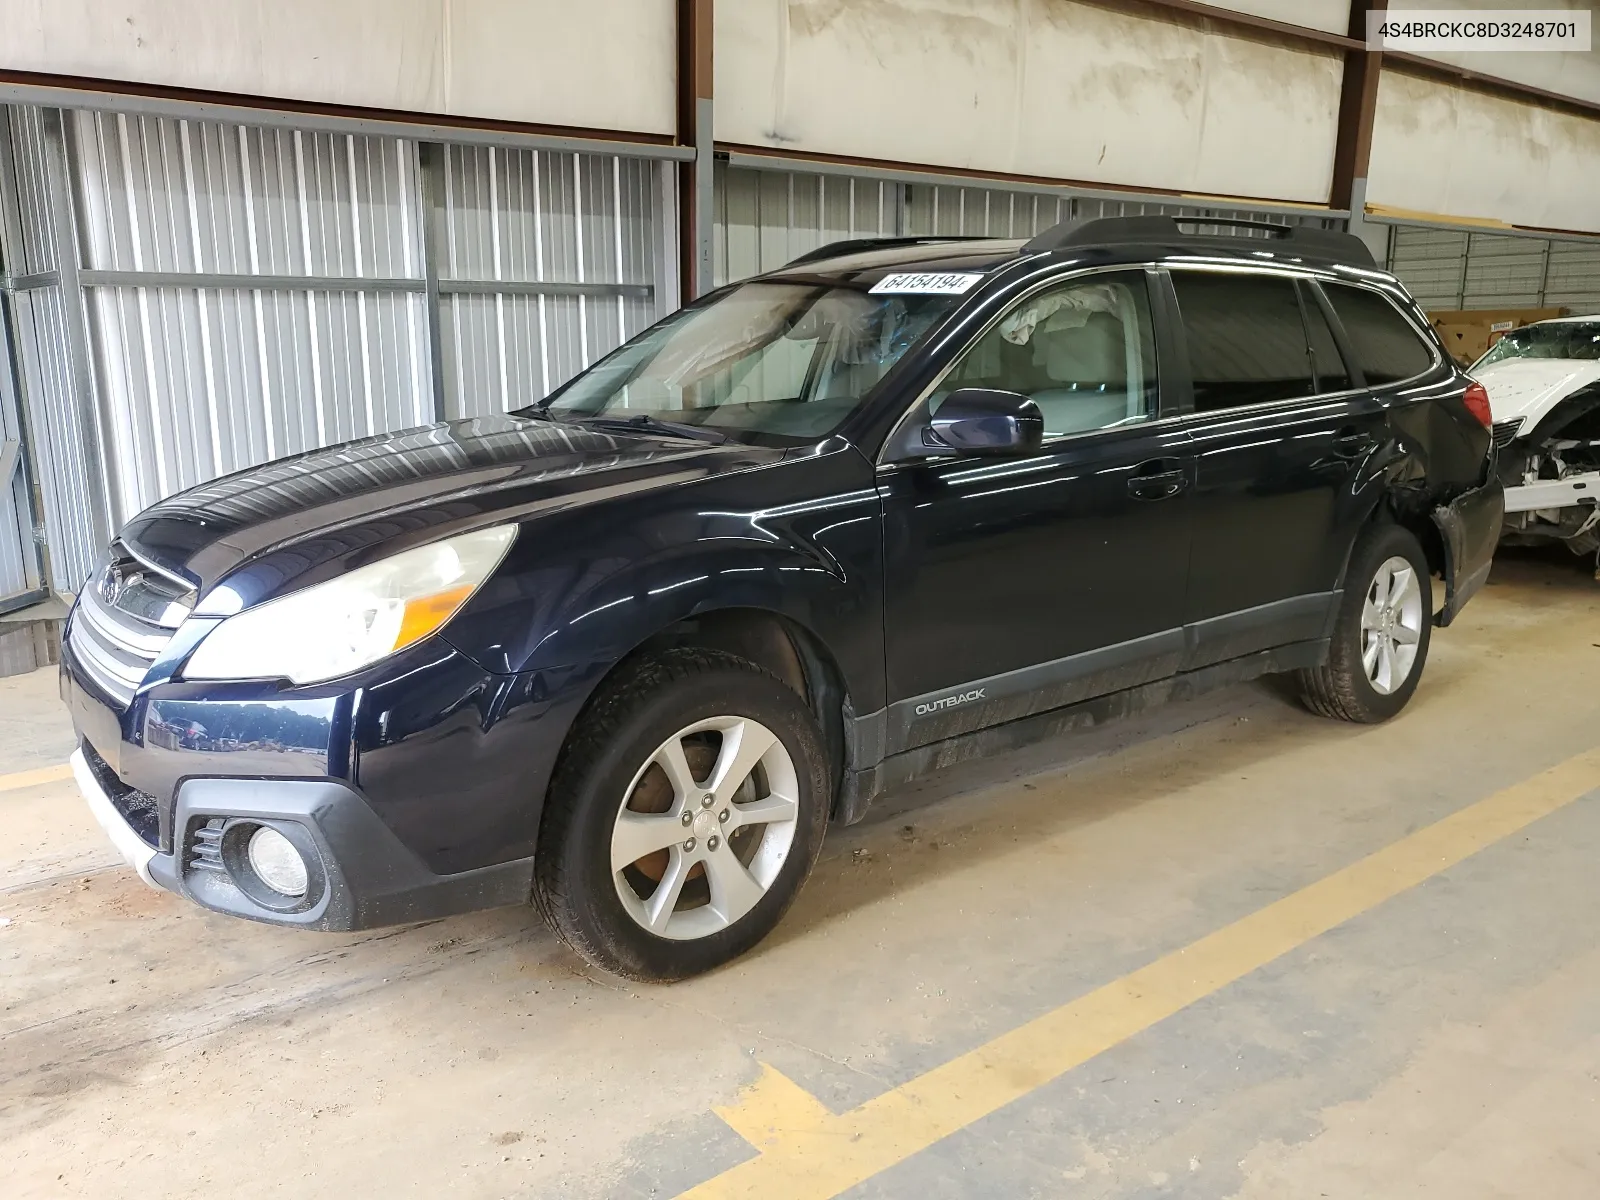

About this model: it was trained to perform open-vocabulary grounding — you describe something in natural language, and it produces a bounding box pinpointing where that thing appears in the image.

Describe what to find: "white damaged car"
[1474,316,1600,570]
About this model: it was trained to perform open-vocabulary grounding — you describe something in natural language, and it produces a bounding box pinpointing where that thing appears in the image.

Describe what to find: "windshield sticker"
[869,272,984,295]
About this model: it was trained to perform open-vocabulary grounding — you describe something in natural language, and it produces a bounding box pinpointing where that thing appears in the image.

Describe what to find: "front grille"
[81,740,163,850]
[188,818,228,875]
[67,545,193,708]
[1491,418,1524,448]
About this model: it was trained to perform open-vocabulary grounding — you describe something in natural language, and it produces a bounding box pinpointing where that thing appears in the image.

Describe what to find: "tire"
[532,647,830,982]
[1294,523,1433,724]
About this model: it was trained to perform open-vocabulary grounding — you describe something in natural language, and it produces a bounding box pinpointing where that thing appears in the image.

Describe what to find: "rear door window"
[1170,272,1315,411]
[1322,283,1436,385]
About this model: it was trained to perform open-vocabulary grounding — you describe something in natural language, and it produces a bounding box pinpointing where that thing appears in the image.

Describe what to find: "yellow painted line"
[684,747,1600,1200]
[0,763,73,793]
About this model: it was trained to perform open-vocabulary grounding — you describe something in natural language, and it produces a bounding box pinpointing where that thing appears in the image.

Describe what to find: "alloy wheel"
[1360,555,1425,695]
[610,716,799,941]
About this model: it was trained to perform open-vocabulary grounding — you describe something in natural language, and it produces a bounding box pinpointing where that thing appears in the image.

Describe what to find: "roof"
[1531,313,1600,325]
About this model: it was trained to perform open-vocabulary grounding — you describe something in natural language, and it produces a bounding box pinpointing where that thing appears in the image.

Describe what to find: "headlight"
[182,526,516,684]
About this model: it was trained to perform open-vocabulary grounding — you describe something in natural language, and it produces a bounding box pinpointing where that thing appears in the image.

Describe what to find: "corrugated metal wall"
[1,107,102,593]
[74,112,434,520]
[0,103,671,598]
[1544,241,1600,313]
[1389,225,1600,314]
[439,146,663,418]
[713,163,1346,286]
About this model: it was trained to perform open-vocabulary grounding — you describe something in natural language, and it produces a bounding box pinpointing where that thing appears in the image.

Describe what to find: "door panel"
[1168,269,1385,668]
[879,421,1192,753]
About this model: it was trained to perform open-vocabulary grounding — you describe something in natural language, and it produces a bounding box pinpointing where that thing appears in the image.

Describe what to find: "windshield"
[539,280,963,442]
[1475,321,1600,369]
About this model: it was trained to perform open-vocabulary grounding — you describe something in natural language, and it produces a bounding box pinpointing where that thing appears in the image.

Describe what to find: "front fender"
[441,441,887,710]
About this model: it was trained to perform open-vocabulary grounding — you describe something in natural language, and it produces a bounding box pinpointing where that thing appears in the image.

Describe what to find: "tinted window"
[1171,272,1314,410]
[932,271,1158,437]
[1301,284,1352,393]
[1323,283,1435,385]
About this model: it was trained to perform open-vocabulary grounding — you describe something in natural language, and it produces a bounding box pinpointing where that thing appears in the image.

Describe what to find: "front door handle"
[1127,459,1188,502]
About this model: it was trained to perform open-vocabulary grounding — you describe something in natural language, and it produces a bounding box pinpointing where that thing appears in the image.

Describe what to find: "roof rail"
[1021,215,1375,269]
[784,236,994,268]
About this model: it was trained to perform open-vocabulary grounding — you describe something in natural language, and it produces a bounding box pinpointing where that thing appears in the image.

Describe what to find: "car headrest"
[1039,312,1126,386]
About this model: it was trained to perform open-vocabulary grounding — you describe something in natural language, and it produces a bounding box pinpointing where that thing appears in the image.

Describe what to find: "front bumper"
[58,630,563,932]
[69,739,536,930]
[71,748,158,887]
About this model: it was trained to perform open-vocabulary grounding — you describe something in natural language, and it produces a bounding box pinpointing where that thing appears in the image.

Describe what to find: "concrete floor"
[2,547,1598,1199]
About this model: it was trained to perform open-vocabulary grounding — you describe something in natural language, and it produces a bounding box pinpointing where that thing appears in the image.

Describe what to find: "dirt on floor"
[2,546,1598,1199]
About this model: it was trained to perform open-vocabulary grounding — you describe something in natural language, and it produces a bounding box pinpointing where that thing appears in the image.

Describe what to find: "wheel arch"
[553,605,858,822]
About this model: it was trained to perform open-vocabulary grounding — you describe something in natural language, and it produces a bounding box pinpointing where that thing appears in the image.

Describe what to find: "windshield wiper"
[566,413,729,443]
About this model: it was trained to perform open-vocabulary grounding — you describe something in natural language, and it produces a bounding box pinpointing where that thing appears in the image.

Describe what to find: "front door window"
[931,273,1159,438]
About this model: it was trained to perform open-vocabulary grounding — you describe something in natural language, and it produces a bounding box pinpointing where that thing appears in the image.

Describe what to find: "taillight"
[1463,381,1493,429]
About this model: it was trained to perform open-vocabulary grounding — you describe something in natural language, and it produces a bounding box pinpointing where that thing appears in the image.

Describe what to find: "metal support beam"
[1119,2,1600,124]
[0,76,696,162]
[1112,0,1362,51]
[0,107,52,596]
[80,269,425,292]
[1331,1,1387,262]
[417,141,449,423]
[40,107,114,550]
[722,149,1349,224]
[677,0,714,302]
[440,279,654,299]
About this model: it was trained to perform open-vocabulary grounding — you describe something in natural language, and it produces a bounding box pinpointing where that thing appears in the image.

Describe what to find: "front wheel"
[533,648,830,981]
[1294,524,1433,723]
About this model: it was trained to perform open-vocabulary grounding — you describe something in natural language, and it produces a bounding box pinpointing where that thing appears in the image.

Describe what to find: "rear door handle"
[1127,459,1188,502]
[1332,428,1376,457]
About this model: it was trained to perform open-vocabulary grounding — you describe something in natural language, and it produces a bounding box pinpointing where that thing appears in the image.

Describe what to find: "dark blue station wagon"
[63,217,1503,980]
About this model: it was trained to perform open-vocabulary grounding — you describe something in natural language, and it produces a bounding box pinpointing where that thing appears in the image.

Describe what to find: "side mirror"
[918,388,1044,458]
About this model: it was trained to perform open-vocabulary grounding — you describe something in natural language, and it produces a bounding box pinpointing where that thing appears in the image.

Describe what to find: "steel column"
[39,108,113,548]
[677,0,714,302]
[0,107,54,605]
[1331,1,1387,262]
[417,141,449,423]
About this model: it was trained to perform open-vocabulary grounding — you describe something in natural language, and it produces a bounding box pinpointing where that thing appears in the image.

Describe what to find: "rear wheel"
[533,648,830,981]
[1294,524,1432,723]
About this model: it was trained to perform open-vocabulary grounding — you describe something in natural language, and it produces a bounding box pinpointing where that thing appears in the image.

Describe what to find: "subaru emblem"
[99,563,126,607]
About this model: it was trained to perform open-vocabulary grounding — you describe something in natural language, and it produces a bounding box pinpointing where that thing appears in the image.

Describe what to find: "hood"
[1474,358,1600,429]
[120,413,775,597]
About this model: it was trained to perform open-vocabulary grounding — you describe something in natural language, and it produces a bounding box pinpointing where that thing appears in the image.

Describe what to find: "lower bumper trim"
[70,748,162,890]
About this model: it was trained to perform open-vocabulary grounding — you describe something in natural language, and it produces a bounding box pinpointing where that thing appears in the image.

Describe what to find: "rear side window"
[1301,284,1352,393]
[1170,272,1315,410]
[1323,283,1435,385]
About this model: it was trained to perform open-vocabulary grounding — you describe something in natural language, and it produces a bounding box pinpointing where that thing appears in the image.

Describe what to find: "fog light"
[246,826,308,897]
